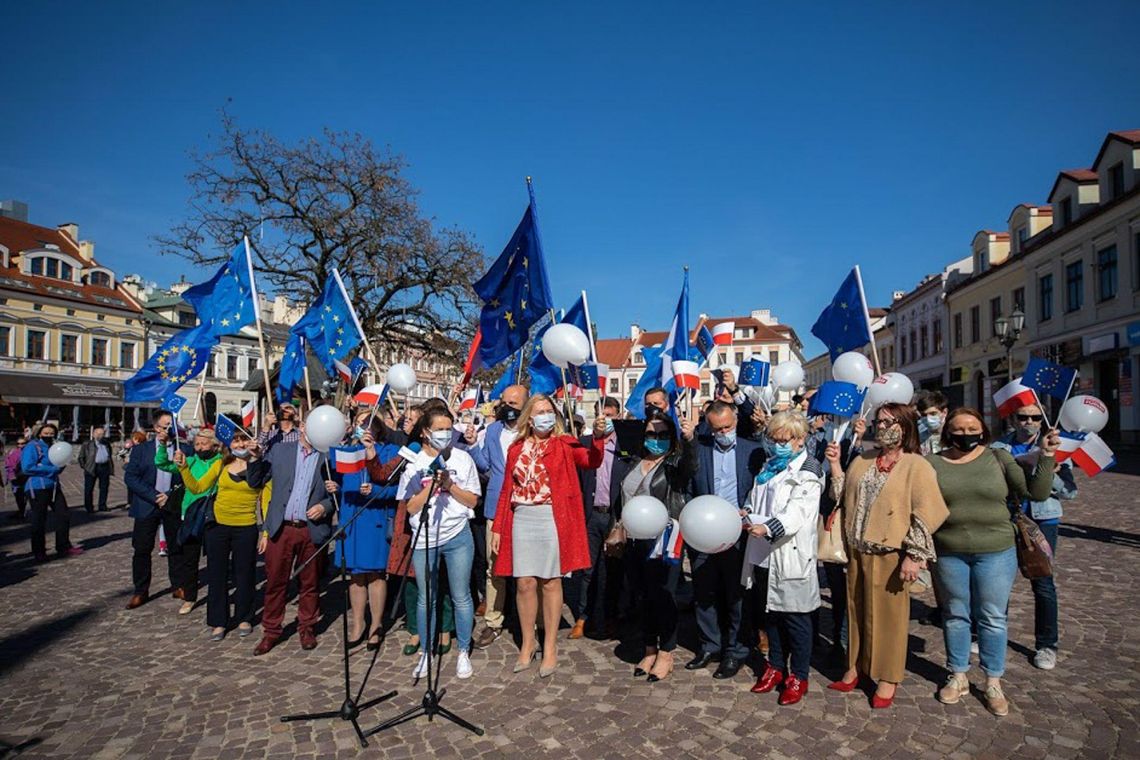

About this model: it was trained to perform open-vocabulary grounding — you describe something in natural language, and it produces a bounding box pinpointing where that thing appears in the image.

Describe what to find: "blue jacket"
[992,434,1077,526]
[691,434,767,508]
[21,440,62,493]
[470,420,516,520]
[123,439,192,519]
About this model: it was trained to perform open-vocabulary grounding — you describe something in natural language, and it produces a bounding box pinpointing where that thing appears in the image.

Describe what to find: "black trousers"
[766,610,814,681]
[690,543,749,659]
[12,481,28,516]
[29,487,71,556]
[178,539,203,602]
[628,539,683,652]
[745,566,770,648]
[83,463,111,511]
[820,562,847,646]
[132,509,183,595]
[204,523,258,628]
[565,509,620,631]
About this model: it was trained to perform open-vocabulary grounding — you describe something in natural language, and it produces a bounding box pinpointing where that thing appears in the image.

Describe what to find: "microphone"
[377,442,421,485]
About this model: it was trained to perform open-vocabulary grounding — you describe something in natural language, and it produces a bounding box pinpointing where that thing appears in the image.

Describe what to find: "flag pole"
[547,307,574,422]
[243,236,274,434]
[853,265,882,376]
[332,268,385,388]
[191,372,208,423]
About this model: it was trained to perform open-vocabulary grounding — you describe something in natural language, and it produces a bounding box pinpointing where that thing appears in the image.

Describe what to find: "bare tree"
[156,113,485,360]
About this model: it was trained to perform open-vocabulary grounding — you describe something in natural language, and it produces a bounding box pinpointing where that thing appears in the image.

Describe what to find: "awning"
[0,372,157,407]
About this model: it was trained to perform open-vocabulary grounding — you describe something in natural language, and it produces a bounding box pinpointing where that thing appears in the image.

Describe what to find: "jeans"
[933,546,1018,677]
[412,524,474,653]
[1031,523,1059,651]
[204,523,258,628]
[83,463,111,511]
[404,574,454,637]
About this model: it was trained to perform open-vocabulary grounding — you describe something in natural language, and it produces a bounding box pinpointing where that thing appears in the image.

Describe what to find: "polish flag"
[333,446,368,475]
[711,322,735,346]
[458,386,483,411]
[334,358,354,384]
[993,377,1038,418]
[240,400,256,428]
[672,360,701,390]
[1054,431,1085,463]
[1069,432,1116,477]
[354,384,388,407]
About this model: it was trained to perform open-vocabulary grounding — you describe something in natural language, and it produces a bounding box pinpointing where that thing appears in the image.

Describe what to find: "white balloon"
[772,361,805,391]
[832,351,875,389]
[47,441,73,467]
[304,406,347,452]
[865,372,915,409]
[679,495,742,554]
[386,363,417,393]
[756,385,776,410]
[1059,394,1109,434]
[541,324,591,369]
[622,495,670,540]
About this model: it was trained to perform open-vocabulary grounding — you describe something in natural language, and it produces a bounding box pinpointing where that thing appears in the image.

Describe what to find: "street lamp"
[995,307,1026,379]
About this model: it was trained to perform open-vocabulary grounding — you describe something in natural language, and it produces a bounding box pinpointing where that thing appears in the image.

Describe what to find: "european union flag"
[348,356,369,381]
[695,325,715,362]
[490,348,525,401]
[276,332,307,403]
[124,324,217,402]
[474,182,556,366]
[1022,357,1077,401]
[739,358,771,387]
[214,414,239,446]
[527,312,564,396]
[811,267,873,360]
[569,361,605,391]
[161,393,188,414]
[181,238,258,339]
[295,273,361,374]
[810,381,866,418]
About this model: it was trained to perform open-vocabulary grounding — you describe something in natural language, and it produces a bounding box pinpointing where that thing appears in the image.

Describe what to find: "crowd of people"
[2,370,1077,716]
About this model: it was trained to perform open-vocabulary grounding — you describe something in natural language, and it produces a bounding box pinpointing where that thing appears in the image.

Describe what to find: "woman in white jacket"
[741,411,823,706]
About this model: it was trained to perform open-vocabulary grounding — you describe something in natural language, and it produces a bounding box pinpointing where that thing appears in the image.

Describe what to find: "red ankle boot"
[750,664,784,694]
[778,676,808,705]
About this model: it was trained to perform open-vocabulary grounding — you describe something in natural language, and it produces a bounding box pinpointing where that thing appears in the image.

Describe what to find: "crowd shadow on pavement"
[0,606,99,678]
[1060,522,1140,549]
[0,736,44,758]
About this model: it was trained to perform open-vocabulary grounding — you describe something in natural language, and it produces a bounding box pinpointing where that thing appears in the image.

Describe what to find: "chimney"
[751,309,776,325]
[78,240,95,262]
[58,223,79,242]
[892,290,905,302]
[0,200,29,222]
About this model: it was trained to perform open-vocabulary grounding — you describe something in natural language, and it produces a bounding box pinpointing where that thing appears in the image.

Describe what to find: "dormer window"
[28,255,74,282]
[89,271,111,287]
[976,248,990,273]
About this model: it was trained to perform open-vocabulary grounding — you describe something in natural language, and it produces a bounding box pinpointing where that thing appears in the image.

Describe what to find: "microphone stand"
[279,458,397,748]
[364,464,484,739]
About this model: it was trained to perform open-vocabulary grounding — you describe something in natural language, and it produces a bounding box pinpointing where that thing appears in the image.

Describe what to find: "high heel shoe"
[871,684,897,709]
[647,651,674,683]
[827,675,860,693]
[347,630,366,649]
[634,652,658,678]
[366,630,384,652]
[513,649,538,673]
[539,661,558,678]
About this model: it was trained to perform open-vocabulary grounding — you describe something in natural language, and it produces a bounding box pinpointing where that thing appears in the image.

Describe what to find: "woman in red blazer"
[491,394,605,677]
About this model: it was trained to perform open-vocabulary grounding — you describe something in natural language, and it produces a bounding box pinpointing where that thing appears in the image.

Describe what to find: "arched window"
[90,271,111,287]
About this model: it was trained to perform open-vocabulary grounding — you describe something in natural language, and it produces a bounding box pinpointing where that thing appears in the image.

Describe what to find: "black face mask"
[497,405,520,424]
[41,436,55,446]
[949,433,984,452]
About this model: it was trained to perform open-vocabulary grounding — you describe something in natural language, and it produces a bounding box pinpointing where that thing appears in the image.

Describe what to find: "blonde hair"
[516,394,566,439]
[767,410,809,441]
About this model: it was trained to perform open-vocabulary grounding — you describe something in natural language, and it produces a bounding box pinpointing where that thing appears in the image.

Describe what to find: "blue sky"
[3,1,1137,357]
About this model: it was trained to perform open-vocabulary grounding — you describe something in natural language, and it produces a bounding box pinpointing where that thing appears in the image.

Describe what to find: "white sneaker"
[456,651,473,679]
[412,653,430,680]
[969,640,979,655]
[1032,648,1057,670]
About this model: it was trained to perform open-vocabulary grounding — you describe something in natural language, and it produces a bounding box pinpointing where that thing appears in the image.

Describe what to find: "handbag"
[177,493,216,545]
[604,521,627,558]
[816,510,847,565]
[1012,511,1053,579]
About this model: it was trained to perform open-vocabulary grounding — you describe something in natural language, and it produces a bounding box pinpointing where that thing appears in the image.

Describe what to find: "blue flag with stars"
[1022,357,1077,401]
[295,274,361,375]
[695,325,715,362]
[181,239,257,339]
[124,324,217,402]
[214,414,239,447]
[809,381,866,418]
[161,393,188,414]
[811,267,873,361]
[474,183,556,367]
[276,332,307,404]
[490,348,525,401]
[739,358,771,387]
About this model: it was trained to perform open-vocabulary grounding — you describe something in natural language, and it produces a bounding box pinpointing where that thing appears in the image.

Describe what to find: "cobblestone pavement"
[1,463,1138,759]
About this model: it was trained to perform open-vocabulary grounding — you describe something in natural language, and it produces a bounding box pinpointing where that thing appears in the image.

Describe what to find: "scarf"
[754,449,793,485]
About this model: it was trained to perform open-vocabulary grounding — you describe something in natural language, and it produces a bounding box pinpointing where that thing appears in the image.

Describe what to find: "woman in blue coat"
[22,423,82,561]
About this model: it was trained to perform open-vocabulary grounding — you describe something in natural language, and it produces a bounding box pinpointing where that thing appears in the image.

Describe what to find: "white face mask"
[532,413,557,433]
[428,429,453,450]
[924,413,943,430]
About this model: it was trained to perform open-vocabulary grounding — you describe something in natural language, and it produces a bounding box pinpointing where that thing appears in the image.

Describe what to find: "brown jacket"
[841,451,949,550]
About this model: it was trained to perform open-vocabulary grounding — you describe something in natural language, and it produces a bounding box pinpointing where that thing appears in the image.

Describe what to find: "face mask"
[231,448,251,459]
[924,414,943,430]
[498,405,521,424]
[603,417,615,435]
[41,436,55,446]
[772,442,795,459]
[428,430,453,448]
[714,430,737,449]
[353,426,368,440]
[644,438,670,456]
[1016,422,1040,442]
[645,405,663,420]
[875,426,903,449]
[532,413,557,433]
[949,433,984,452]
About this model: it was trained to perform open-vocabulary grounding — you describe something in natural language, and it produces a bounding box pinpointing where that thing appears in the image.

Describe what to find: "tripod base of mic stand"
[281,691,398,748]
[363,688,484,738]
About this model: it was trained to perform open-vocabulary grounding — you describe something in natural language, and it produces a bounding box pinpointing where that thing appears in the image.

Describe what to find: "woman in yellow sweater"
[176,432,264,642]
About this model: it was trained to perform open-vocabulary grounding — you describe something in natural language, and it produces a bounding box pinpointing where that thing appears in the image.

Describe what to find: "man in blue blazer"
[247,432,336,655]
[123,411,192,609]
[468,384,528,648]
[687,401,766,679]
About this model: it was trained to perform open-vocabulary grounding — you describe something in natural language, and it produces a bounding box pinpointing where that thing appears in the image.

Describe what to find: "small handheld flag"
[332,445,368,475]
[1054,431,1086,463]
[161,393,188,414]
[240,400,256,428]
[809,381,866,418]
[695,325,715,361]
[672,360,701,390]
[215,415,240,447]
[458,386,483,412]
[354,384,389,407]
[711,322,735,346]
[993,377,1039,418]
[739,359,771,388]
[1021,357,1077,401]
[1067,432,1116,477]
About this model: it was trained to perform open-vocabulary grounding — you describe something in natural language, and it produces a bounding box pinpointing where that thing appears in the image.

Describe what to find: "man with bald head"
[471,384,529,648]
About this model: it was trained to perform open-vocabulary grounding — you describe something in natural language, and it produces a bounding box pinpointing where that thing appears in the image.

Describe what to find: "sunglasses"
[644,431,673,441]
[1016,414,1044,422]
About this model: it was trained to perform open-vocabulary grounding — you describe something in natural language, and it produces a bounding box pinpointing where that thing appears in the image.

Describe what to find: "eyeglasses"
[874,418,900,428]
[1016,414,1044,422]
[644,431,672,441]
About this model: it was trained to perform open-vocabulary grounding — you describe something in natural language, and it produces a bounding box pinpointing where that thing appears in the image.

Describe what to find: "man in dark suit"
[78,425,114,513]
[565,397,635,640]
[247,431,336,655]
[687,401,766,679]
[123,411,192,609]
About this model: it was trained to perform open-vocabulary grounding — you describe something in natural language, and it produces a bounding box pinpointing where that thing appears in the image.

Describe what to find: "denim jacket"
[991,434,1077,525]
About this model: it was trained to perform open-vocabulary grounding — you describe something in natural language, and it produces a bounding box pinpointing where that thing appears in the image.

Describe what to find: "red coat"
[492,434,603,577]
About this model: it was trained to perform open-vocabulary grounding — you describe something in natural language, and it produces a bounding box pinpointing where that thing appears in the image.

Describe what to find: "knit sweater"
[927,447,1056,555]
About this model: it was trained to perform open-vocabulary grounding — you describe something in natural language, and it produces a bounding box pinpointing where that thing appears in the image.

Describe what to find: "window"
[90,271,111,287]
[609,377,618,393]
[1065,261,1083,312]
[33,303,43,311]
[1109,162,1125,200]
[1012,287,1025,313]
[1016,227,1028,252]
[61,334,79,363]
[990,297,1002,337]
[953,313,963,348]
[909,330,917,362]
[900,335,907,365]
[1097,245,1118,301]
[1136,232,1140,291]
[120,341,136,369]
[92,338,108,366]
[0,326,9,356]
[66,309,76,316]
[227,355,238,380]
[970,306,980,344]
[977,248,990,273]
[178,311,197,327]
[207,353,217,378]
[919,325,928,359]
[246,357,258,378]
[1059,196,1073,226]
[1039,274,1054,321]
[768,350,779,366]
[30,257,44,275]
[60,262,73,280]
[27,330,46,359]
[933,318,943,353]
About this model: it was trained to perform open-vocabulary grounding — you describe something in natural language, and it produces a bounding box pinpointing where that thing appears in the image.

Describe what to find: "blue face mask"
[644,438,670,456]
[603,417,615,435]
[714,430,737,449]
[772,442,795,459]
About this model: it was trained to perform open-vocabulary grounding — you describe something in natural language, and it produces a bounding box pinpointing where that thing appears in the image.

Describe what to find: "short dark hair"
[643,414,679,457]
[92,425,105,433]
[38,423,59,437]
[916,390,948,413]
[940,407,993,448]
[875,402,921,454]
[151,410,172,426]
[645,387,669,403]
[705,400,737,419]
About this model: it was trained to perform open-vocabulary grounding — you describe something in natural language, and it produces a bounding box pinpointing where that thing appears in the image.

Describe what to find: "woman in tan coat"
[824,402,948,708]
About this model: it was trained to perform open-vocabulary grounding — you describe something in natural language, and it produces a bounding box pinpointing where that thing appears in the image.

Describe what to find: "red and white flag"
[333,446,367,475]
[1054,431,1085,463]
[334,358,354,384]
[672,360,701,390]
[1069,432,1116,477]
[650,519,684,562]
[354,384,389,407]
[711,321,735,346]
[993,377,1037,418]
[240,400,256,428]
[458,386,483,411]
